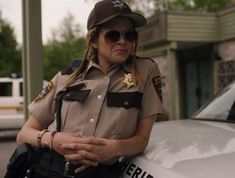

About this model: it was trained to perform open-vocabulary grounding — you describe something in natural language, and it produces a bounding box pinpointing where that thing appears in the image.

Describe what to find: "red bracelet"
[37,129,48,147]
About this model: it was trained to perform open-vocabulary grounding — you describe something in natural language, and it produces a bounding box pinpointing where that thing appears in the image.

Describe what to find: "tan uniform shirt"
[28,58,163,139]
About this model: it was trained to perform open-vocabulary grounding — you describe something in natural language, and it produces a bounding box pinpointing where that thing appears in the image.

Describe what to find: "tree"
[170,0,232,12]
[127,0,233,17]
[0,10,21,77]
[43,13,86,80]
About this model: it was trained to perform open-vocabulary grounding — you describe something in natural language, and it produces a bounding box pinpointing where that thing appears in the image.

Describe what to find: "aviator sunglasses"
[104,30,138,43]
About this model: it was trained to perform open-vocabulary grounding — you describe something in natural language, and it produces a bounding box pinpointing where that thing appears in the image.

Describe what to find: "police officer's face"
[92,17,135,71]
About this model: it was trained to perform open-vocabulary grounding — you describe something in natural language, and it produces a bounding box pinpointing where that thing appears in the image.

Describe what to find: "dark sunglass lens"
[105,31,120,43]
[125,31,138,43]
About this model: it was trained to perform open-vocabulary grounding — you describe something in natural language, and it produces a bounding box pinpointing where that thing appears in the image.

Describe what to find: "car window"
[20,82,23,96]
[0,82,12,96]
[193,81,235,121]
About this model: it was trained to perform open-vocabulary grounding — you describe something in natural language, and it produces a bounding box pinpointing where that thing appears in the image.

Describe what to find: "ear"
[91,40,98,49]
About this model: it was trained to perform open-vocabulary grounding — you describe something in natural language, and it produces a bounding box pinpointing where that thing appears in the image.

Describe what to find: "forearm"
[16,115,50,147]
[116,133,149,157]
[116,116,155,157]
[17,127,54,148]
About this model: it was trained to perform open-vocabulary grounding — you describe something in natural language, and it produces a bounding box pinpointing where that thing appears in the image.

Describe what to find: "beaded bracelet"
[48,130,58,150]
[37,129,49,147]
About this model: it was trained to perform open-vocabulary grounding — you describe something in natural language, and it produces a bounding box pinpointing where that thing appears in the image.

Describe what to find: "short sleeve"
[141,62,164,119]
[28,72,61,126]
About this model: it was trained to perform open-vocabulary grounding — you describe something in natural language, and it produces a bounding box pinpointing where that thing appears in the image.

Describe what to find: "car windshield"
[193,81,235,122]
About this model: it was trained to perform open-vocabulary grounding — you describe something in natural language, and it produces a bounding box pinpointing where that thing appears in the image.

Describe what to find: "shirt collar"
[122,61,132,73]
[83,56,133,76]
[83,60,100,76]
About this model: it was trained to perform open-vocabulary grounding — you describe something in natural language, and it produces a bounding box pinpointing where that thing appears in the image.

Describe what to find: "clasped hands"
[52,132,119,173]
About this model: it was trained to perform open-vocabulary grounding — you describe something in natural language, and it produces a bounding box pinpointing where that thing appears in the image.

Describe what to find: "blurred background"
[0,0,235,176]
[0,0,235,120]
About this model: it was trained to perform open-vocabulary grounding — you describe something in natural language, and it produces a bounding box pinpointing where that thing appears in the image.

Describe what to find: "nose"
[117,33,126,44]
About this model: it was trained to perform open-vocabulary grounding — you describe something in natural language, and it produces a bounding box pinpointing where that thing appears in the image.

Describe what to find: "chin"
[114,53,130,61]
[113,56,128,64]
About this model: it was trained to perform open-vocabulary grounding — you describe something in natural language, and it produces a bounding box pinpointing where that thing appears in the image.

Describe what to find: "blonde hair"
[65,26,140,87]
[65,27,99,87]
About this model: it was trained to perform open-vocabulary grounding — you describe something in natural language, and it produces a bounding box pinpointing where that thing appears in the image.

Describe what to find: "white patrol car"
[0,76,24,129]
[122,80,235,178]
[0,76,47,130]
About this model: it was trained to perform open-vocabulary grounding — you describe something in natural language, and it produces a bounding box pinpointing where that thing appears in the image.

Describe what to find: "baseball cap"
[87,0,146,30]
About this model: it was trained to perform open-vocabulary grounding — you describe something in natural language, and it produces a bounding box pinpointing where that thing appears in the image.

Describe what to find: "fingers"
[62,137,106,153]
[64,150,100,165]
[56,135,109,167]
[74,136,106,145]
[62,142,93,152]
[74,165,90,174]
[88,137,106,145]
[80,159,98,166]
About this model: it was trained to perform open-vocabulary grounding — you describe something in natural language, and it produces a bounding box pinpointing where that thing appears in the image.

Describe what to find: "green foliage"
[170,0,232,12]
[43,13,86,80]
[127,0,233,16]
[0,15,21,77]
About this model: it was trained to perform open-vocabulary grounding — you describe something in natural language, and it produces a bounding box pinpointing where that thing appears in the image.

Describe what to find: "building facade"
[138,5,235,120]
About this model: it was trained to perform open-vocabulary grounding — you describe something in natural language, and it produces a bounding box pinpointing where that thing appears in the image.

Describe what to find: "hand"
[52,133,100,160]
[63,137,120,164]
[74,164,90,174]
[84,138,120,162]
[61,136,106,166]
[51,132,80,155]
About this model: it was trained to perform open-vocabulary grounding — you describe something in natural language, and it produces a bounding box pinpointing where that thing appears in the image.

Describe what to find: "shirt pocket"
[60,89,91,130]
[106,91,143,109]
[106,91,143,138]
[63,89,91,102]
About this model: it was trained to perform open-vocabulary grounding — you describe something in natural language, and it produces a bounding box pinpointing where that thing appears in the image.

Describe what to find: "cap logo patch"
[112,0,126,9]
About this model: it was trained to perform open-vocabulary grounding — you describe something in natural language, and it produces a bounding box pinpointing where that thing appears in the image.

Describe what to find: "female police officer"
[17,0,163,177]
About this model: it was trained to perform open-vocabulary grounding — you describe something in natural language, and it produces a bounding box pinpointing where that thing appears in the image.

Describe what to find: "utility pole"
[21,0,43,120]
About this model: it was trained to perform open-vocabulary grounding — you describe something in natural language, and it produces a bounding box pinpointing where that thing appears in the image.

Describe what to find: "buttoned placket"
[83,74,110,136]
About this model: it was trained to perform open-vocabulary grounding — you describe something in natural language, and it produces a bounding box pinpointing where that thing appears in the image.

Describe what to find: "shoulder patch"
[152,76,162,101]
[33,81,54,103]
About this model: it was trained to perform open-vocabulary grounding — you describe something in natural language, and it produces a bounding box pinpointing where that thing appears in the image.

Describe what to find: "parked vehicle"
[123,80,235,178]
[0,77,24,129]
[0,76,47,129]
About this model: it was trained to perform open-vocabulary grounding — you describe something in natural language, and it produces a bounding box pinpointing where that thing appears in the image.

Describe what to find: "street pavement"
[0,134,18,178]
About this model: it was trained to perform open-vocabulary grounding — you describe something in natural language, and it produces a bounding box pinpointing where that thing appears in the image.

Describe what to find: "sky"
[0,0,95,44]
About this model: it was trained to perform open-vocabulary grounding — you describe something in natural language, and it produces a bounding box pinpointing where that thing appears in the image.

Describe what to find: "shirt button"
[104,76,108,80]
[89,118,95,123]
[124,101,129,105]
[97,95,102,99]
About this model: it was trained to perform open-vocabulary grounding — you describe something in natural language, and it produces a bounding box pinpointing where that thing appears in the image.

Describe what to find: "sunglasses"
[104,30,138,43]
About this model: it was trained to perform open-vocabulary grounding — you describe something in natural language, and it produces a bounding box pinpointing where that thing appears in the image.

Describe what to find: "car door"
[0,78,24,129]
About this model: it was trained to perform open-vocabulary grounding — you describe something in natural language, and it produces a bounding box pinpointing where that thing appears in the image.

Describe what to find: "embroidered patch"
[33,81,54,103]
[152,76,162,101]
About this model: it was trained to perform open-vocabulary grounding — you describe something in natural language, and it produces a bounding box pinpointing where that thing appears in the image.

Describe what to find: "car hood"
[123,120,235,178]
